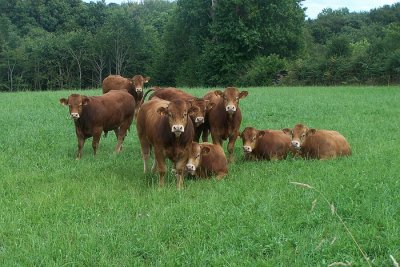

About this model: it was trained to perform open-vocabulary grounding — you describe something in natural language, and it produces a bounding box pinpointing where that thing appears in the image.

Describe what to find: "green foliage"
[1,87,399,265]
[238,54,287,86]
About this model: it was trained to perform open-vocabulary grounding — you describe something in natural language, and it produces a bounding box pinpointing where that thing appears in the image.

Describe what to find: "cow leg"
[154,149,166,187]
[202,127,209,142]
[115,119,131,153]
[92,128,102,156]
[211,130,222,146]
[194,128,201,143]
[175,158,187,190]
[140,141,151,173]
[76,135,85,160]
[227,135,237,163]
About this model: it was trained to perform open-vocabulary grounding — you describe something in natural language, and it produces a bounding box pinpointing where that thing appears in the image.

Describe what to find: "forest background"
[1,0,399,91]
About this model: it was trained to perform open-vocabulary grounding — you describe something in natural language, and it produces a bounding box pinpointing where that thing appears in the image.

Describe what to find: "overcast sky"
[85,0,399,19]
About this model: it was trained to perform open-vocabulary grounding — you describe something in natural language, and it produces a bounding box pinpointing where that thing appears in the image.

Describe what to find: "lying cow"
[240,127,293,160]
[185,142,228,179]
[282,123,351,159]
[136,98,198,189]
[203,87,248,162]
[60,90,135,159]
[149,87,213,142]
[102,74,150,115]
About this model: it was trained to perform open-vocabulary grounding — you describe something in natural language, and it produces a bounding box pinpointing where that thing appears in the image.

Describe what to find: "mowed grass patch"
[0,86,399,266]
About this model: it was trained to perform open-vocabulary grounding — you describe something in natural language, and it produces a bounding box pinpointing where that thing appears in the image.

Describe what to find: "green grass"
[1,86,399,266]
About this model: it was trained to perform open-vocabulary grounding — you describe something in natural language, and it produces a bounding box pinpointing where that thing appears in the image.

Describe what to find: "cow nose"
[172,125,184,134]
[186,164,195,171]
[195,117,204,123]
[226,105,236,113]
[136,87,143,92]
[291,140,300,149]
[243,146,252,153]
[70,113,80,119]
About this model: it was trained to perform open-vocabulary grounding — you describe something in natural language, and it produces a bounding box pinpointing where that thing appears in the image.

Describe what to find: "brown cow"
[149,87,213,142]
[282,123,351,159]
[202,87,248,162]
[60,90,135,159]
[185,142,228,179]
[136,98,199,189]
[102,74,150,115]
[240,127,293,160]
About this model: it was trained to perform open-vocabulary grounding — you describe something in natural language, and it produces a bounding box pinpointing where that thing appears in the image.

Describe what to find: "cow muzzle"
[226,105,236,114]
[291,140,301,149]
[186,163,196,174]
[243,146,252,153]
[70,113,80,120]
[135,87,143,93]
[195,117,204,125]
[171,125,184,137]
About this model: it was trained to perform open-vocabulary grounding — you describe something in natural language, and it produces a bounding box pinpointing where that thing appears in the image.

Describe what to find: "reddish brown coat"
[60,90,135,159]
[240,127,292,160]
[283,124,351,159]
[203,87,248,162]
[149,87,213,142]
[102,74,150,115]
[136,98,198,189]
[186,142,228,179]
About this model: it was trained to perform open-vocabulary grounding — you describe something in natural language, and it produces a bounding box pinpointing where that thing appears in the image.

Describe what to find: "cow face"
[215,87,248,114]
[240,127,265,153]
[130,75,150,93]
[59,94,89,120]
[186,142,211,174]
[157,100,199,137]
[283,124,316,150]
[188,99,214,126]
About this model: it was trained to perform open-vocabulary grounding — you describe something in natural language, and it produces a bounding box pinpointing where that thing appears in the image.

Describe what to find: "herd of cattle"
[60,74,352,189]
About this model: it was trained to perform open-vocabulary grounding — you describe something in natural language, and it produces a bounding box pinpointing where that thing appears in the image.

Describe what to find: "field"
[1,86,399,266]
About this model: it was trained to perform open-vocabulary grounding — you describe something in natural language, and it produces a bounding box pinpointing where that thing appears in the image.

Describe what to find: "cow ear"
[82,97,90,106]
[59,98,68,106]
[307,128,316,135]
[214,90,223,97]
[239,91,248,99]
[257,131,265,138]
[157,106,168,116]
[282,128,291,135]
[144,77,150,83]
[201,146,211,155]
[188,106,199,115]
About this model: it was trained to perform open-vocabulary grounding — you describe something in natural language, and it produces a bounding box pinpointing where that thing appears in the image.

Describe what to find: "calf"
[136,98,198,189]
[185,142,228,179]
[241,127,293,160]
[282,123,351,159]
[102,74,150,115]
[149,87,213,141]
[59,90,135,159]
[203,87,248,162]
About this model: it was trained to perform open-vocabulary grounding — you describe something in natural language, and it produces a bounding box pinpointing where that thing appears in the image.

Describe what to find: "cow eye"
[301,133,306,137]
[235,97,239,100]
[252,136,256,141]
[196,154,200,158]
[183,113,187,117]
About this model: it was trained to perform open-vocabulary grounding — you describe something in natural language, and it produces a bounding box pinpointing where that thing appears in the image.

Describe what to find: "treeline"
[0,0,399,91]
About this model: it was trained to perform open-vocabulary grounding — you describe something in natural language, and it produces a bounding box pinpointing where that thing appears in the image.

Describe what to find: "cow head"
[59,94,90,120]
[129,75,150,93]
[240,127,265,153]
[215,87,248,114]
[186,142,211,175]
[188,99,214,126]
[157,99,199,137]
[282,124,316,150]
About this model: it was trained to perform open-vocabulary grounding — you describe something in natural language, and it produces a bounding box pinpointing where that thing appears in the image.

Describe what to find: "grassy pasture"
[0,86,399,266]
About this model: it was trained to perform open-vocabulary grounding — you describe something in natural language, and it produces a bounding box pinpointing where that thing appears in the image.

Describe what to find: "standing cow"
[203,87,248,163]
[60,90,135,159]
[102,74,150,115]
[185,142,228,179]
[282,123,351,159]
[136,98,198,189]
[148,87,214,142]
[240,127,293,160]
